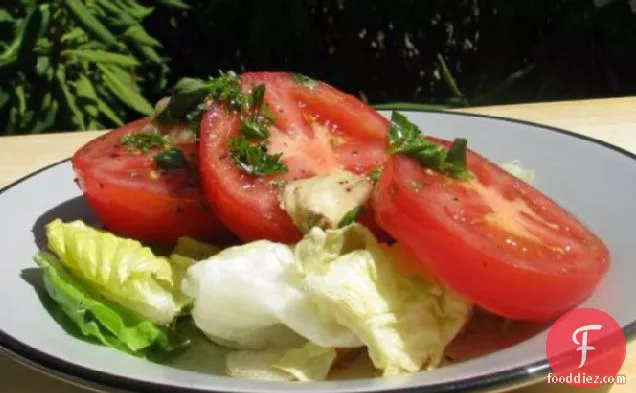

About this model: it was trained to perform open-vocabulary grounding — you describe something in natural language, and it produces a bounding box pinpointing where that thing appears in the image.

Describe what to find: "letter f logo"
[572,324,603,368]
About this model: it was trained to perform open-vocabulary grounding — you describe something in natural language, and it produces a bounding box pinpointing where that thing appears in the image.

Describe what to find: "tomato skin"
[72,117,229,245]
[199,106,302,244]
[373,140,610,321]
[199,72,390,243]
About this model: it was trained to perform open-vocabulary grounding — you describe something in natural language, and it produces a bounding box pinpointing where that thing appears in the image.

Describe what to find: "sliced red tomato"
[72,117,229,245]
[199,72,390,243]
[373,138,610,321]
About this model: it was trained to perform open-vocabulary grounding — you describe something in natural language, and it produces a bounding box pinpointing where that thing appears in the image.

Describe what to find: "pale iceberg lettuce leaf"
[499,160,535,184]
[181,240,360,350]
[46,219,178,325]
[168,236,221,313]
[226,342,336,381]
[273,342,337,381]
[226,349,293,381]
[294,224,472,376]
[165,319,231,374]
[280,170,373,233]
[34,251,188,357]
[169,254,197,313]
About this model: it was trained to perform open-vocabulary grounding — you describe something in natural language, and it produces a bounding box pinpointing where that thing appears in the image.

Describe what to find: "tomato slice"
[199,72,390,242]
[372,138,610,321]
[72,117,229,245]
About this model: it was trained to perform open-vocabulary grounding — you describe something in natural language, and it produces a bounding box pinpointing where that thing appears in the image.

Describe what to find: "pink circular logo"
[545,308,626,388]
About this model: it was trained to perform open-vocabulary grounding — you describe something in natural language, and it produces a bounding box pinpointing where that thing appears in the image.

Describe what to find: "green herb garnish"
[121,131,189,171]
[250,84,266,111]
[240,117,270,140]
[153,71,246,129]
[261,104,276,123]
[238,84,273,140]
[338,206,364,228]
[153,77,212,125]
[388,111,471,179]
[368,166,383,183]
[229,135,287,177]
[185,103,207,137]
[121,131,169,152]
[153,71,287,176]
[230,82,284,175]
[291,73,318,89]
[440,138,469,178]
[207,71,247,112]
[154,147,188,170]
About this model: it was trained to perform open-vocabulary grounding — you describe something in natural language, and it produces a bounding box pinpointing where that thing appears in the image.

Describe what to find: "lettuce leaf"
[181,240,360,349]
[165,319,231,374]
[34,251,188,357]
[168,236,222,313]
[273,342,337,381]
[172,236,221,260]
[226,342,336,381]
[294,224,472,376]
[46,219,178,325]
[499,160,535,184]
[169,254,197,313]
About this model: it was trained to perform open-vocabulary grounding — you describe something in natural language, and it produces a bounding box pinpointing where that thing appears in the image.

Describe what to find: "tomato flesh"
[199,72,390,242]
[373,138,610,321]
[72,118,229,245]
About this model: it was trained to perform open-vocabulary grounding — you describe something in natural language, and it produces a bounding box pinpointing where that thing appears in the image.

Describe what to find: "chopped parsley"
[388,111,471,179]
[121,131,169,152]
[291,73,318,89]
[261,104,275,123]
[368,166,383,183]
[238,84,274,141]
[155,147,188,170]
[229,135,287,177]
[337,206,363,228]
[440,138,469,178]
[206,71,247,112]
[250,84,266,110]
[120,131,188,171]
[185,103,207,137]
[153,77,213,125]
[240,117,270,140]
[229,82,284,176]
[153,71,248,133]
[154,73,278,139]
[152,71,287,177]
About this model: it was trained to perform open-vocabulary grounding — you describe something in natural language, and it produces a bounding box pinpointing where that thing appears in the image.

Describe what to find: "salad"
[32,71,610,382]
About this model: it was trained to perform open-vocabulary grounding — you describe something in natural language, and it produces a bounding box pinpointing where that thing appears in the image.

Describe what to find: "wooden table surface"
[1,97,635,392]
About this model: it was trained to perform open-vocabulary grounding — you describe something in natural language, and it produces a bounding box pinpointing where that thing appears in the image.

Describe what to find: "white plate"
[1,111,635,393]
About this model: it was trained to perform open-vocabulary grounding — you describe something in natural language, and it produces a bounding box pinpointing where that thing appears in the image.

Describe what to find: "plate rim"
[2,110,636,393]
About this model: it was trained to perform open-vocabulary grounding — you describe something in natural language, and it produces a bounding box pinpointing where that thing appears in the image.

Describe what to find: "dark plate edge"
[0,157,71,194]
[1,111,635,393]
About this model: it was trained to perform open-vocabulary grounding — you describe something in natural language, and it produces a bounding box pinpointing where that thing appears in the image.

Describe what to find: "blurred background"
[1,0,635,135]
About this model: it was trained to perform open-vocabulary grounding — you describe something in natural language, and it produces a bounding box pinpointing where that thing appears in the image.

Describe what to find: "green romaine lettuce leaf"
[294,224,472,376]
[46,219,178,325]
[34,251,188,357]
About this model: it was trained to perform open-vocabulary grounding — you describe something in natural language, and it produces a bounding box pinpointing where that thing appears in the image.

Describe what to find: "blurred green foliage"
[0,0,187,135]
[1,0,636,134]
